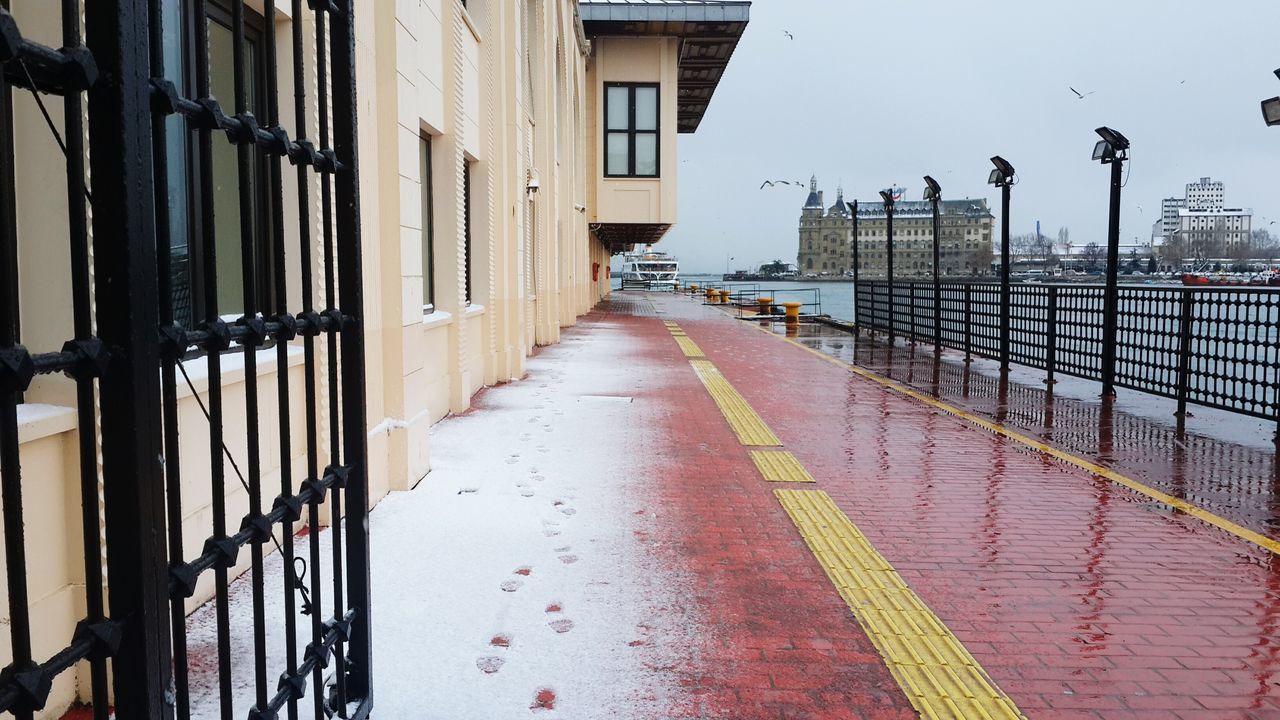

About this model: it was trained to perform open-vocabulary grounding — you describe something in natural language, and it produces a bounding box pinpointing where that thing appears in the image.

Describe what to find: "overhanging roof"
[580,1,750,133]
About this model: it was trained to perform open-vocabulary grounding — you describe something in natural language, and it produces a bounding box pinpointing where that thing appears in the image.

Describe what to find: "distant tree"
[966,243,994,276]
[1252,228,1279,260]
[1146,256,1157,273]
[1082,242,1104,271]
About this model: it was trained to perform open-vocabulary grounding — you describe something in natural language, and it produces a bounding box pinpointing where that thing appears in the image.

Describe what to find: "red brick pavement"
[648,291,1280,719]
[601,293,916,719]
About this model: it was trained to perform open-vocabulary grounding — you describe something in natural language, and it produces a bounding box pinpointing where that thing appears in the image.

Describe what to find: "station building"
[797,177,995,278]
[0,0,747,714]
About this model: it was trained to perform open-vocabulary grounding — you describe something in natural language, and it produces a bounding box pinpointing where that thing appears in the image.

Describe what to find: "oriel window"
[604,83,659,178]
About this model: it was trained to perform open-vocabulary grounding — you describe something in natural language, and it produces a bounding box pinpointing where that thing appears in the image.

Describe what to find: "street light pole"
[924,176,942,349]
[1094,126,1130,398]
[880,190,896,338]
[988,157,1015,372]
[847,199,860,332]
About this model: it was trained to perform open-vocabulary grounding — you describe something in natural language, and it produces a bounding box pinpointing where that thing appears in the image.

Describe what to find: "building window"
[604,83,659,178]
[165,0,275,326]
[463,159,473,304]
[420,134,435,312]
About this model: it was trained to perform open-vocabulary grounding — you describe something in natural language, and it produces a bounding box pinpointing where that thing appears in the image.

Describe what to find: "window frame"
[463,159,473,305]
[420,132,436,314]
[171,0,277,324]
[603,82,660,179]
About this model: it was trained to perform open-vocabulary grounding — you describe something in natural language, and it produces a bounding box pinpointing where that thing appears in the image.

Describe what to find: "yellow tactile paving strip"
[775,488,1026,720]
[688,359,782,447]
[673,335,705,358]
[749,450,815,483]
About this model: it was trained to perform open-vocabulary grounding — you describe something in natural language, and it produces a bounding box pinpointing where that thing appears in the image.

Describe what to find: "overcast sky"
[659,0,1280,274]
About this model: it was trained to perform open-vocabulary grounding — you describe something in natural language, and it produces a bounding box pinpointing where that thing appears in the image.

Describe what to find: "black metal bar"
[0,7,16,353]
[229,0,271,710]
[146,0,191,711]
[999,183,1010,372]
[190,0,234,714]
[84,0,173,714]
[263,0,300,716]
[59,0,110,716]
[1046,285,1058,385]
[1101,157,1124,397]
[0,2,32,717]
[884,196,895,339]
[850,200,859,332]
[315,5,351,712]
[931,196,941,349]
[330,0,373,707]
[964,284,972,363]
[1175,288,1194,417]
[909,282,917,344]
[295,0,327,709]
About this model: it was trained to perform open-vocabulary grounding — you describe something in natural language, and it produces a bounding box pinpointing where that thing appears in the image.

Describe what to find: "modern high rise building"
[797,177,995,278]
[1185,177,1226,211]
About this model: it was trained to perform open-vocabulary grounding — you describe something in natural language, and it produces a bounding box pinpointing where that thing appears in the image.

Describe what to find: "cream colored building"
[1,0,747,715]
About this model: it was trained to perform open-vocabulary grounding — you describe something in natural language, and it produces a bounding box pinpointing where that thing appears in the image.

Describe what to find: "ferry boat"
[1181,271,1280,287]
[620,248,679,289]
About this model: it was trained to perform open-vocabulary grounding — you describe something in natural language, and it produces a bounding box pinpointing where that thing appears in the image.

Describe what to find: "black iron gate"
[0,0,372,717]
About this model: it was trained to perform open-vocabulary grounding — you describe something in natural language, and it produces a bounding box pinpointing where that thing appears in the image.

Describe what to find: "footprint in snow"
[514,566,532,576]
[500,579,524,593]
[476,656,505,674]
[553,545,571,553]
[490,634,512,648]
[558,554,578,565]
[548,619,575,634]
[530,688,556,711]
[521,488,535,497]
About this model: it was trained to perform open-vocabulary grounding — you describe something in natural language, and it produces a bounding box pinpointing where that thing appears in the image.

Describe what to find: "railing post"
[963,284,972,363]
[331,0,374,701]
[85,0,174,714]
[1175,288,1194,418]
[1045,286,1058,384]
[1100,158,1124,397]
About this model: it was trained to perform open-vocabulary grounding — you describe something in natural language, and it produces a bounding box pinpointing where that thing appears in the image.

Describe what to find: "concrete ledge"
[16,403,77,445]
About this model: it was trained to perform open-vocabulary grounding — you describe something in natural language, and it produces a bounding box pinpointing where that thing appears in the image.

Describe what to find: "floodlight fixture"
[1264,97,1280,127]
[988,156,1014,186]
[923,176,941,201]
[1095,126,1130,152]
[1092,139,1115,162]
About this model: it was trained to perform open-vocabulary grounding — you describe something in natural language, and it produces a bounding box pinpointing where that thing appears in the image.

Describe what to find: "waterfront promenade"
[179,290,1280,719]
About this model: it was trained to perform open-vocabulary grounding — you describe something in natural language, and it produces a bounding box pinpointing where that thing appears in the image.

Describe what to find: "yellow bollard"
[718,289,731,304]
[690,283,699,294]
[757,296,774,315]
[783,301,803,323]
[705,287,716,302]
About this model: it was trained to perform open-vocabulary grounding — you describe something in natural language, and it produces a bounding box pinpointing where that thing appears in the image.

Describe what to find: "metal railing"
[855,280,1280,424]
[0,1,372,718]
[722,287,823,316]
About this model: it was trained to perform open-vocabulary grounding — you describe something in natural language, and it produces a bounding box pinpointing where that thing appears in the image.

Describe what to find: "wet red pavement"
[616,290,1280,719]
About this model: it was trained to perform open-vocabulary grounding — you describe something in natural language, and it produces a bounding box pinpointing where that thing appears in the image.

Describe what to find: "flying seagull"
[1069,86,1095,99]
[782,30,794,40]
[759,180,799,189]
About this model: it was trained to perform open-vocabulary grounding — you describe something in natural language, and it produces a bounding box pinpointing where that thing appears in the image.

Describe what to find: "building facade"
[1178,207,1253,247]
[1185,176,1226,211]
[0,0,747,715]
[797,177,995,278]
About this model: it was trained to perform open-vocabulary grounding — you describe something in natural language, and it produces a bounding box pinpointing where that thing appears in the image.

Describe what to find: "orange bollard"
[757,296,774,315]
[783,301,803,323]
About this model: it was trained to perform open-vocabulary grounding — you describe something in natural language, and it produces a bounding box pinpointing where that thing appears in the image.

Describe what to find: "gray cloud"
[662,0,1280,273]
